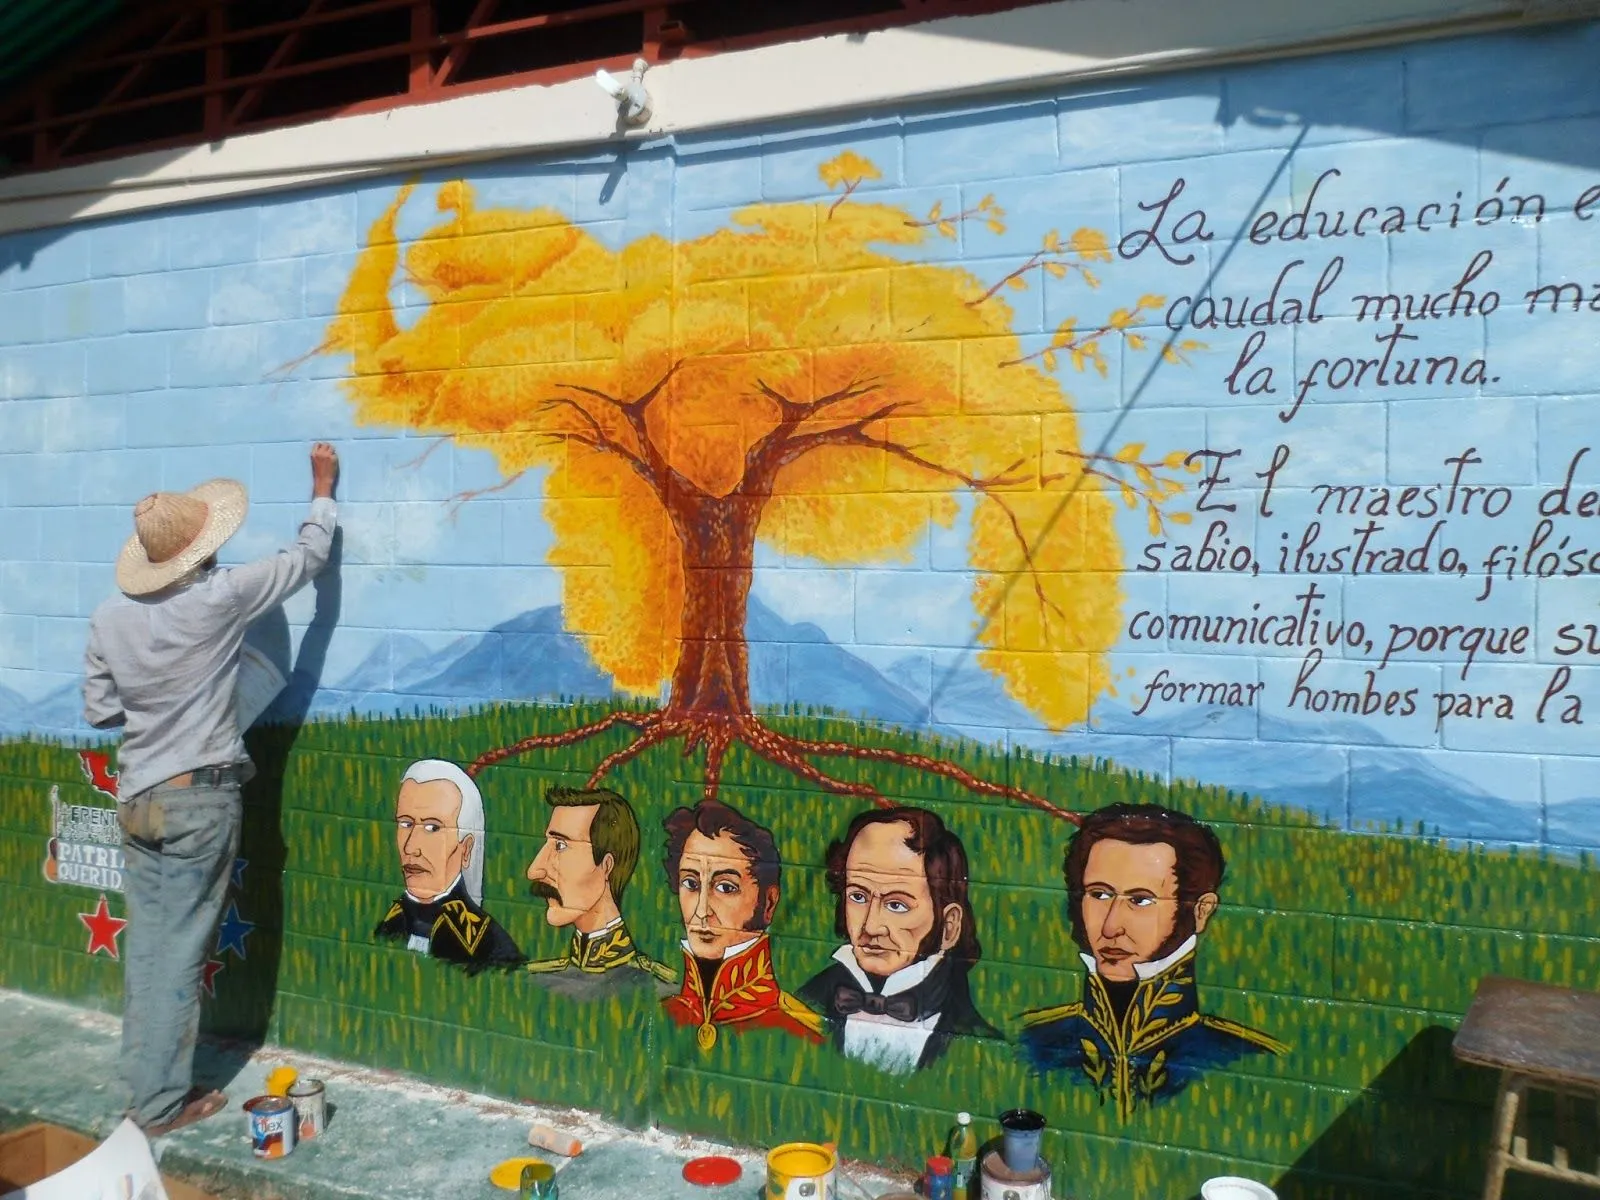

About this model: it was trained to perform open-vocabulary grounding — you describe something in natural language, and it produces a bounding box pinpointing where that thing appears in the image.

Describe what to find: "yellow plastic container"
[264,1066,298,1097]
[765,1142,837,1200]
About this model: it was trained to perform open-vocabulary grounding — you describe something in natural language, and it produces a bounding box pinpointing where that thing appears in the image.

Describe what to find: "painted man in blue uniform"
[1020,803,1285,1119]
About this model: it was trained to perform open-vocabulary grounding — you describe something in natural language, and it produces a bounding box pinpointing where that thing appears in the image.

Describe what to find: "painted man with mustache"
[1019,803,1284,1119]
[375,759,522,968]
[524,786,673,996]
[799,807,998,1074]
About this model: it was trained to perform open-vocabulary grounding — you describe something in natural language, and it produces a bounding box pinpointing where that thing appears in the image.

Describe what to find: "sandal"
[144,1088,227,1136]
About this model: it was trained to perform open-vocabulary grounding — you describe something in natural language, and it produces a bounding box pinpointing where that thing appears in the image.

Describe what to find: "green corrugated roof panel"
[0,0,125,88]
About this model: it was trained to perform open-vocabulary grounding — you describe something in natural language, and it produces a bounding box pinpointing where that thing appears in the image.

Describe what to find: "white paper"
[0,1119,170,1200]
[236,642,288,731]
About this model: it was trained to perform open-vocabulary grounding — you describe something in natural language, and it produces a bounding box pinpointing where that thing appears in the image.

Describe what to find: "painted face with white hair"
[395,761,483,905]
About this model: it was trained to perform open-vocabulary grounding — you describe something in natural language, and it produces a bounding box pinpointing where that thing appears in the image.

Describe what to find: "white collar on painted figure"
[576,915,624,944]
[832,943,947,997]
[680,934,762,960]
[1078,933,1199,981]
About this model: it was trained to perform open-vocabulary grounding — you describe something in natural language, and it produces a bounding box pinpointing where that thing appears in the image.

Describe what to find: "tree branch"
[1001,318,1118,369]
[827,178,859,218]
[861,435,1062,629]
[968,250,1047,307]
[400,437,449,471]
[548,362,704,503]
[739,376,885,494]
[1044,447,1193,536]
[448,469,529,514]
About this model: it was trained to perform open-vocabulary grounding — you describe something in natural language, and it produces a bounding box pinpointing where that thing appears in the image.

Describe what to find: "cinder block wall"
[3,22,1600,1200]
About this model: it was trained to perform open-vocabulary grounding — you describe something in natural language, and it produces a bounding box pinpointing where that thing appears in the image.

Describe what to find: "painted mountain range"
[3,599,1593,849]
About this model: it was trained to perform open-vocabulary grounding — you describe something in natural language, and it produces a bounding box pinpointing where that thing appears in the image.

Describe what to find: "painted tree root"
[465,707,1081,823]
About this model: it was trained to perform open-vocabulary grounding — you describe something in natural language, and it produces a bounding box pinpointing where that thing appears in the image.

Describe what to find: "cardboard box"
[0,1122,219,1200]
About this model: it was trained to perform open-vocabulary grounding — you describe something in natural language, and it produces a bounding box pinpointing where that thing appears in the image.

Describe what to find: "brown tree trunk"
[468,479,1076,821]
[664,493,762,717]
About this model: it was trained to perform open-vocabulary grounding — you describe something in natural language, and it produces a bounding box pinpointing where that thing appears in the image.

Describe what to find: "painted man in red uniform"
[661,800,822,1050]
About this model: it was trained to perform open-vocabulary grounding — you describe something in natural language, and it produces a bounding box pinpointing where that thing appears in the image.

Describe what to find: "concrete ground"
[0,989,913,1200]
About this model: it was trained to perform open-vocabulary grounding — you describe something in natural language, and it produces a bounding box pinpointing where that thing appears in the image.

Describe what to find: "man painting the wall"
[661,800,822,1049]
[1020,803,1285,1119]
[524,786,673,994]
[83,444,340,1136]
[799,807,998,1074]
[375,759,522,968]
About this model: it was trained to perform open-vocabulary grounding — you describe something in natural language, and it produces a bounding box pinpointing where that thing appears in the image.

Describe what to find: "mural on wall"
[1020,803,1285,1118]
[77,894,126,959]
[375,758,524,967]
[523,785,675,993]
[798,806,997,1075]
[661,800,823,1048]
[77,749,120,800]
[6,25,1600,1197]
[321,162,1197,818]
[44,783,124,892]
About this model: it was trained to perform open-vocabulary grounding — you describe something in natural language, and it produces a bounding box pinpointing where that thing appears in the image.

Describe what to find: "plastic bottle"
[949,1111,978,1195]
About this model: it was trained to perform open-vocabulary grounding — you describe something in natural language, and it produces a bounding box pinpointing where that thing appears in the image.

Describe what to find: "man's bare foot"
[144,1088,227,1136]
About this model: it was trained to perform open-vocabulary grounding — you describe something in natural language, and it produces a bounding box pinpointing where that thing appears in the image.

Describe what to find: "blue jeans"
[118,782,242,1127]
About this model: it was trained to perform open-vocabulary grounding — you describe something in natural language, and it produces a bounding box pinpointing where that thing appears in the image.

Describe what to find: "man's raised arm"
[227,442,341,625]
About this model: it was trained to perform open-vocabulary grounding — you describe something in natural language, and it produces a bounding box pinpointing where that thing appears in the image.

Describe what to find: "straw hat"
[115,479,248,596]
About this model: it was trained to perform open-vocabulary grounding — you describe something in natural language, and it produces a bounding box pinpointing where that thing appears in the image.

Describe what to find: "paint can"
[287,1076,326,1141]
[979,1149,1051,1200]
[244,1094,297,1159]
[765,1142,836,1200]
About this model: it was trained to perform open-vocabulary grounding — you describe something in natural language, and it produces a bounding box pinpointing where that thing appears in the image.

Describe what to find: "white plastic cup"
[1200,1178,1277,1200]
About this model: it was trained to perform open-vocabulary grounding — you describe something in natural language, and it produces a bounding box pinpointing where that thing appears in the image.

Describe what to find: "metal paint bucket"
[287,1076,326,1141]
[765,1142,836,1200]
[979,1149,1051,1200]
[245,1094,297,1159]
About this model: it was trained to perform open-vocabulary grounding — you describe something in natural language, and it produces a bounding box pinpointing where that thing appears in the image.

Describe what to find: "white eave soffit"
[0,0,1583,234]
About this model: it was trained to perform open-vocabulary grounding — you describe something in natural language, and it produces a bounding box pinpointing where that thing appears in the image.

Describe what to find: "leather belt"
[156,765,247,790]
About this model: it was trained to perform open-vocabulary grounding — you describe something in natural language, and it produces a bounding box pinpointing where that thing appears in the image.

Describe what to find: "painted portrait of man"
[1020,803,1284,1118]
[374,759,522,969]
[799,807,998,1074]
[523,786,673,994]
[661,800,822,1050]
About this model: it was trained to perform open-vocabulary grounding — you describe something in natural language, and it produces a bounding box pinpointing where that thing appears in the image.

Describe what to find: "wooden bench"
[1453,976,1600,1200]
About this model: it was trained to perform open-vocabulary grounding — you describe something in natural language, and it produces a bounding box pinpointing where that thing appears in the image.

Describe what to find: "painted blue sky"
[5,28,1600,848]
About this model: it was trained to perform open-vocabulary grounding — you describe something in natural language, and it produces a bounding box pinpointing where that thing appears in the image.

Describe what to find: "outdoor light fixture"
[595,58,652,126]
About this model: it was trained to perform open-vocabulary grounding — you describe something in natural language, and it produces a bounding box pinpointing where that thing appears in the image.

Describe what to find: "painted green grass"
[2,702,1598,1200]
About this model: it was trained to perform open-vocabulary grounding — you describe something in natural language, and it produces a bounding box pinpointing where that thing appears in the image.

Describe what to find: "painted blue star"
[215,902,255,960]
[231,858,248,891]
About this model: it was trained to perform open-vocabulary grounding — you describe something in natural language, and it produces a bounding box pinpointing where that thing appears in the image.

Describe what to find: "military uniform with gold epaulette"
[375,878,523,970]
[525,917,677,998]
[1020,941,1286,1120]
[663,934,824,1050]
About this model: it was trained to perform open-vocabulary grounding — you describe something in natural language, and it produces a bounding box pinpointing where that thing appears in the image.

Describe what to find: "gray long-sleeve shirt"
[83,497,337,800]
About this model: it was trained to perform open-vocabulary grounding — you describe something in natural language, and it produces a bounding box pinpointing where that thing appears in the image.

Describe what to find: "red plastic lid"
[927,1155,954,1174]
[683,1156,744,1187]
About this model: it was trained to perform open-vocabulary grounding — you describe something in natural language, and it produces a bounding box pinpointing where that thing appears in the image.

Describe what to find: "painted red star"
[78,894,127,959]
[201,959,225,997]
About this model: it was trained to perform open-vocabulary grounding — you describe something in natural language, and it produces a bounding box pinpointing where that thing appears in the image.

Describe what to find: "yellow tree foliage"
[324,156,1163,732]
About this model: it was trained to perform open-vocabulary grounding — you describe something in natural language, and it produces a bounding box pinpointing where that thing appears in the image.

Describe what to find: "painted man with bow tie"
[798,807,998,1074]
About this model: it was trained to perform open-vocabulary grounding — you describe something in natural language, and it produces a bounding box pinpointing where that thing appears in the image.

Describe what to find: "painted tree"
[323,154,1196,818]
